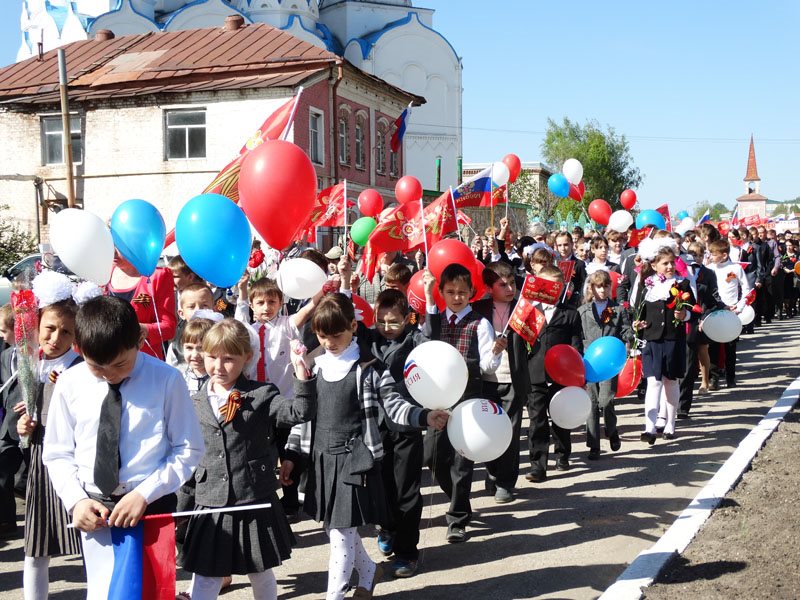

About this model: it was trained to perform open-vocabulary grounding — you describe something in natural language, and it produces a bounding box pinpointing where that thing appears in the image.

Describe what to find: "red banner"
[557,260,575,286]
[655,204,672,232]
[520,275,564,305]
[508,298,546,345]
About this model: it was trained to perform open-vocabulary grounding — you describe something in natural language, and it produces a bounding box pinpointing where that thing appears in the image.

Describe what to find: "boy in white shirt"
[43,296,203,598]
[706,239,751,388]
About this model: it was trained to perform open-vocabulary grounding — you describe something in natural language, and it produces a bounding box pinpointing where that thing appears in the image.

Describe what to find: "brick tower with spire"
[736,135,767,219]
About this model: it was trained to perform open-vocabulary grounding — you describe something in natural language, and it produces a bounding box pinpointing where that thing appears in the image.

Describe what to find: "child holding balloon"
[578,270,631,459]
[281,293,447,600]
[632,240,695,443]
[422,264,504,543]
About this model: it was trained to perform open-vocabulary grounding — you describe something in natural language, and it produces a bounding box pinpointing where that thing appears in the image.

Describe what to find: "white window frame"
[338,115,350,165]
[376,128,386,174]
[41,114,82,165]
[309,108,324,166]
[355,115,366,170]
[164,109,207,160]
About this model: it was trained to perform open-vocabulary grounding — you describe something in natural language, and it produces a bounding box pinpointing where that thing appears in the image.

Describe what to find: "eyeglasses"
[376,321,405,331]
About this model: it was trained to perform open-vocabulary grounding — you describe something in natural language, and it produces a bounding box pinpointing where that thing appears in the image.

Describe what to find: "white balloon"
[549,386,592,430]
[491,161,510,187]
[701,309,743,343]
[737,304,755,326]
[49,208,114,285]
[562,158,584,185]
[275,258,328,299]
[403,340,468,410]
[676,216,696,236]
[447,398,512,463]
[607,210,634,233]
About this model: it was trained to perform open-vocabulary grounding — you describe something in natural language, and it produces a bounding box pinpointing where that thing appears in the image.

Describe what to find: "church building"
[16,0,463,190]
[735,135,767,220]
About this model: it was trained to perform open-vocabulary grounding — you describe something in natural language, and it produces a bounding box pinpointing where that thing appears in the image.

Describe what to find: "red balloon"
[620,189,637,210]
[395,176,423,205]
[568,184,581,201]
[588,199,612,226]
[502,153,522,184]
[358,189,384,218]
[352,294,374,327]
[577,180,585,198]
[470,259,487,302]
[615,356,643,398]
[427,239,475,280]
[544,344,586,387]
[407,270,445,312]
[239,140,317,250]
[609,270,622,299]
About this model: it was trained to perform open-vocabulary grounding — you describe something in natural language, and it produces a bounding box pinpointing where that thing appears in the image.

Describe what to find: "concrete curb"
[599,375,800,600]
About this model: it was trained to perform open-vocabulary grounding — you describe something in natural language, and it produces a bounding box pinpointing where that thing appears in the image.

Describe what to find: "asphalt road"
[1,319,797,600]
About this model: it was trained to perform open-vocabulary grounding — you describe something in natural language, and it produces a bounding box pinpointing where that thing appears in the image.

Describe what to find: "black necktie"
[94,381,124,497]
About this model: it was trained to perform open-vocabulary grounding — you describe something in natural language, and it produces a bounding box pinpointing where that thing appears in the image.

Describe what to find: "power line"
[410,122,800,144]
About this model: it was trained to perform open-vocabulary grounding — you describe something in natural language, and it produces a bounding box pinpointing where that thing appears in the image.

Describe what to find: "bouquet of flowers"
[666,285,702,326]
[10,289,39,449]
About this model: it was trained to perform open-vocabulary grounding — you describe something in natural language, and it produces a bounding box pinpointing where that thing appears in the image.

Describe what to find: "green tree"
[0,204,37,270]
[508,168,567,225]
[692,201,729,222]
[540,117,643,210]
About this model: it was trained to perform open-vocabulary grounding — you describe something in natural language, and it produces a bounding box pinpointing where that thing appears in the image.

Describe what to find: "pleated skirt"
[304,449,388,530]
[24,441,81,558]
[179,491,294,577]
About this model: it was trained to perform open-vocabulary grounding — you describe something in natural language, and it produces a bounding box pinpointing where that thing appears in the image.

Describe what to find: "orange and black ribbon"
[219,390,242,424]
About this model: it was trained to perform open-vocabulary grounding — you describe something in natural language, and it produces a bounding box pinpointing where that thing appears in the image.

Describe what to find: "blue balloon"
[176,193,250,288]
[635,209,667,231]
[583,336,627,382]
[676,210,689,220]
[547,173,570,198]
[110,199,166,277]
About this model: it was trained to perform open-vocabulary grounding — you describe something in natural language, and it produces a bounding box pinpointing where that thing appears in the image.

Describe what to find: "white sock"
[351,532,376,590]
[248,569,277,600]
[191,575,224,600]
[662,378,680,434]
[327,527,356,600]
[23,556,49,600]
[644,376,663,434]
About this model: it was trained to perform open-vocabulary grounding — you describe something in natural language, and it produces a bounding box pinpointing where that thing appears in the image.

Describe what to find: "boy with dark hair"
[422,264,505,543]
[526,265,583,480]
[384,264,413,294]
[167,255,203,293]
[472,261,529,503]
[42,296,204,598]
[554,231,587,306]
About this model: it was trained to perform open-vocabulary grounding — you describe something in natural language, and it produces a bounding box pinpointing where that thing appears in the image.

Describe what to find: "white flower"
[32,271,73,307]
[72,281,103,305]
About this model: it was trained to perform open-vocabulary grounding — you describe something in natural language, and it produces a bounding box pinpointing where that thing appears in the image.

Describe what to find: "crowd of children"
[0,216,788,599]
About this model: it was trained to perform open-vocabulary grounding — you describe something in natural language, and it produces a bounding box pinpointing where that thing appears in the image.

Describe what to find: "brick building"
[0,17,423,241]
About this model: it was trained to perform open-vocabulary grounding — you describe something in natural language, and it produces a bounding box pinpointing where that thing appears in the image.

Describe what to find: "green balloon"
[350,216,377,246]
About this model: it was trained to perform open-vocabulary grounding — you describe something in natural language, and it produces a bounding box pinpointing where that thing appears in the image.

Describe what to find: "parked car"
[0,253,76,305]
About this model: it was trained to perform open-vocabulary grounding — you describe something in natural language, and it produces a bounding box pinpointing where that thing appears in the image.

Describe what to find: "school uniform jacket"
[528,304,583,385]
[635,279,695,342]
[191,375,316,508]
[471,298,530,401]
[577,300,633,347]
[0,347,23,451]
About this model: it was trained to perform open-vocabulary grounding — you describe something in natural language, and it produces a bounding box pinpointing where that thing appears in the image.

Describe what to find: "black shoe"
[727,380,737,388]
[663,432,677,440]
[609,432,621,451]
[655,425,665,435]
[446,525,467,544]
[710,377,720,391]
[0,522,18,539]
[555,457,570,471]
[677,411,690,420]
[494,486,515,504]
[640,432,657,445]
[587,449,601,461]
[525,470,547,483]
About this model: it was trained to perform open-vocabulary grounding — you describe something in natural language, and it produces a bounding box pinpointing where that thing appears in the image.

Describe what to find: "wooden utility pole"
[57,48,76,208]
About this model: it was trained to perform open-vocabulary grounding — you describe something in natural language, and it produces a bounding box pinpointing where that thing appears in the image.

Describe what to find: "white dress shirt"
[708,259,751,310]
[43,352,204,511]
[427,305,502,374]
[235,304,300,397]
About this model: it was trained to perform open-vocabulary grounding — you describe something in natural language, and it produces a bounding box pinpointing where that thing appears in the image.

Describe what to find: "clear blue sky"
[2,0,798,211]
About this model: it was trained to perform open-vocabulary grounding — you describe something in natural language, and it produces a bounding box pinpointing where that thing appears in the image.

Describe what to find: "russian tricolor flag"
[697,209,711,225]
[84,515,176,600]
[390,102,412,153]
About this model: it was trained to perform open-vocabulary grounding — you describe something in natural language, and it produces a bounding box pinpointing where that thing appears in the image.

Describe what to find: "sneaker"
[494,486,514,504]
[446,525,467,543]
[390,559,418,578]
[525,470,547,483]
[609,432,621,451]
[377,531,394,556]
[640,432,657,445]
[587,449,601,461]
[555,457,570,471]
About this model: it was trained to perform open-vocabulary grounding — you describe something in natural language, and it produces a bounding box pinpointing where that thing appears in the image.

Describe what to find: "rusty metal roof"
[0,23,419,106]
